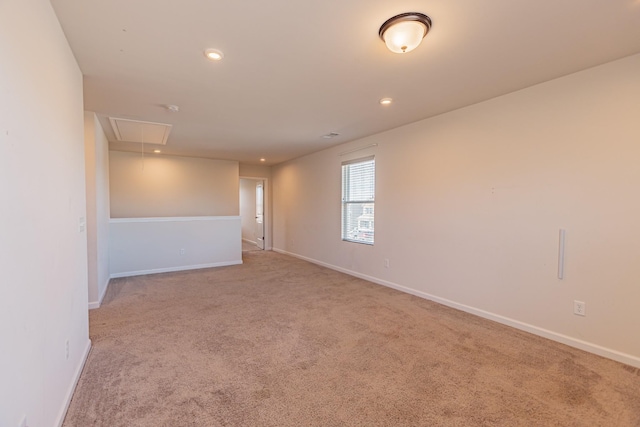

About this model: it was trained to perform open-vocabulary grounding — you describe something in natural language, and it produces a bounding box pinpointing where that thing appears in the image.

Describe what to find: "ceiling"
[51,0,640,166]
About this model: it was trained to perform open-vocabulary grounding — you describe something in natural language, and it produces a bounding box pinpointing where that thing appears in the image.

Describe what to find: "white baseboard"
[273,248,640,369]
[242,238,256,245]
[88,277,111,310]
[55,339,92,427]
[109,260,243,279]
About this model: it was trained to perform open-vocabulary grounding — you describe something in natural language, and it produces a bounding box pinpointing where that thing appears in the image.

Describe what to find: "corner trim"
[273,248,640,369]
[109,260,243,279]
[88,277,111,310]
[55,339,92,427]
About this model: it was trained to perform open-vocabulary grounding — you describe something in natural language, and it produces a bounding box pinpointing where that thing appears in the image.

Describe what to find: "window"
[342,156,375,244]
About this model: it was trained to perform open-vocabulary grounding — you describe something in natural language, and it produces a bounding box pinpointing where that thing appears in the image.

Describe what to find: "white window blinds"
[341,156,375,245]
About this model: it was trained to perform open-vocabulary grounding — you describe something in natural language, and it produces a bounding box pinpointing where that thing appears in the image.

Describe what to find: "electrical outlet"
[179,248,186,256]
[574,300,586,316]
[384,259,390,268]
[65,340,69,360]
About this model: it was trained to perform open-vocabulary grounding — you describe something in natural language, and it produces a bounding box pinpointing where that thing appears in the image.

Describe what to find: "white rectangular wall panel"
[110,216,242,277]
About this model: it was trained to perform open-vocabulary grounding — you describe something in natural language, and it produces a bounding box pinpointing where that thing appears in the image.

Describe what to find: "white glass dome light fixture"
[379,12,432,54]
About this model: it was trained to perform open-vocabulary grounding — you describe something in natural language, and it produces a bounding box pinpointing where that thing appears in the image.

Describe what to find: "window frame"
[341,155,375,245]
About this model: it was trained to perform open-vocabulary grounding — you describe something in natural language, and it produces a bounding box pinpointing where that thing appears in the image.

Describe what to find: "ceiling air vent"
[109,117,172,145]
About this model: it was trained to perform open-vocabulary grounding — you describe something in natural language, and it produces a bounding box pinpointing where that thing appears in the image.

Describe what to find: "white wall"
[240,178,258,243]
[109,217,242,277]
[0,1,91,426]
[239,163,272,179]
[272,53,640,367]
[109,151,239,217]
[85,112,111,309]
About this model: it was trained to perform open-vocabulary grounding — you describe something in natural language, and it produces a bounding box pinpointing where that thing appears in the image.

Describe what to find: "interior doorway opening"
[240,177,266,252]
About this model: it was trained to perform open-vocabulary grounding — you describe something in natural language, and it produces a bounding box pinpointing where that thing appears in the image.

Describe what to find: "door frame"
[254,180,265,249]
[240,176,271,250]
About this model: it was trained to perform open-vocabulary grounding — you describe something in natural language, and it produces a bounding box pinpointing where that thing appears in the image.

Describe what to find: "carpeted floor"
[242,240,262,252]
[63,251,640,426]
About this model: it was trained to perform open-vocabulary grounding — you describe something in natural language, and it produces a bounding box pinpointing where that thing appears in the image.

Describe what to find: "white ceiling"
[51,0,640,166]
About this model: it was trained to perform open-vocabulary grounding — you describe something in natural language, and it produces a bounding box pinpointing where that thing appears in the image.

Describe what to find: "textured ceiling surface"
[51,0,640,165]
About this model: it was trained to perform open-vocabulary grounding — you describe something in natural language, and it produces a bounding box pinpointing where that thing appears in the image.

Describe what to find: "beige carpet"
[64,251,640,426]
[242,240,262,252]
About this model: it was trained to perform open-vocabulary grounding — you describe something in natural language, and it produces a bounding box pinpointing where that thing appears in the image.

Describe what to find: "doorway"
[239,177,266,251]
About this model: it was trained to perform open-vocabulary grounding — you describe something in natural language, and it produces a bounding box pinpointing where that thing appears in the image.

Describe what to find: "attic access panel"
[109,117,172,145]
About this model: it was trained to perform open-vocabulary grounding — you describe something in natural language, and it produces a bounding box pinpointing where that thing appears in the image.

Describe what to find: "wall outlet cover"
[574,300,586,316]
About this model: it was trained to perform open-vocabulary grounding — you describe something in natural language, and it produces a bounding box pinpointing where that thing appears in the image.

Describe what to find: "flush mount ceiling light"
[379,98,393,105]
[204,48,224,61]
[379,12,432,54]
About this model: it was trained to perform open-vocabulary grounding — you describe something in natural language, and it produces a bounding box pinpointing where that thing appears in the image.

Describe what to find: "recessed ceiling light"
[153,149,161,154]
[204,48,224,61]
[260,158,266,162]
[380,98,393,105]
